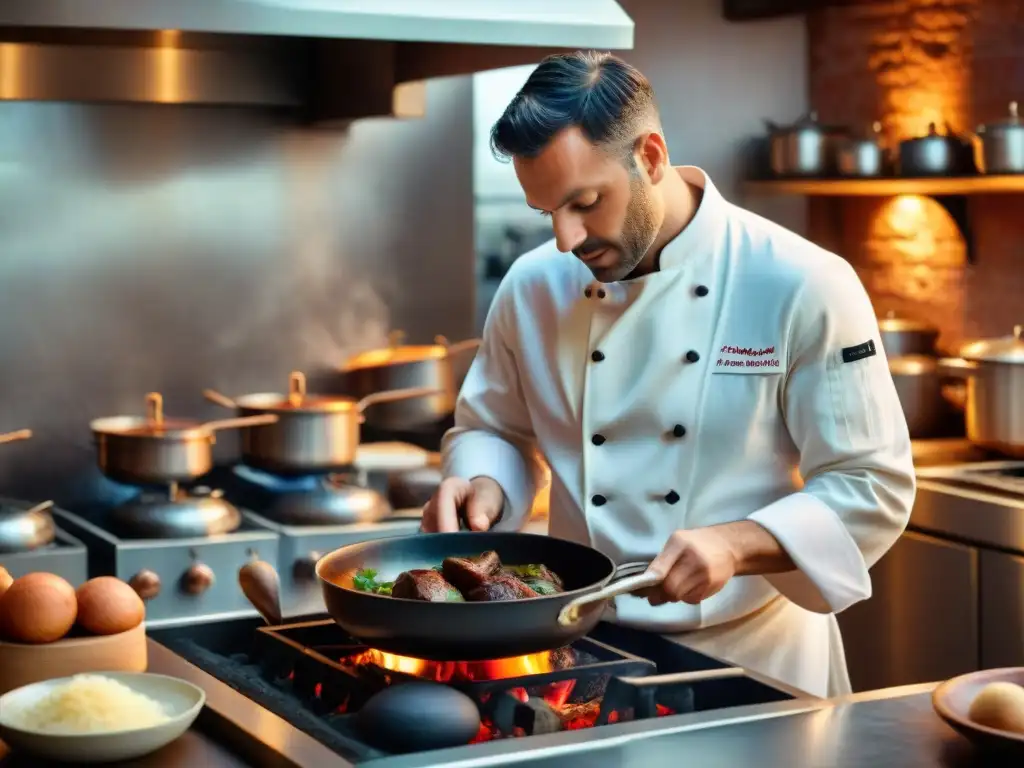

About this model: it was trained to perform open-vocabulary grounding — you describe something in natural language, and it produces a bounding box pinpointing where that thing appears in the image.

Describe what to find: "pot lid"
[0,497,56,554]
[888,355,939,375]
[234,370,358,413]
[343,332,481,370]
[90,415,213,438]
[877,311,938,334]
[978,101,1022,132]
[959,325,1024,363]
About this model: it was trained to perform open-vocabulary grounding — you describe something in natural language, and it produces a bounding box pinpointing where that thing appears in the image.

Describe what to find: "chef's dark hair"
[490,51,658,164]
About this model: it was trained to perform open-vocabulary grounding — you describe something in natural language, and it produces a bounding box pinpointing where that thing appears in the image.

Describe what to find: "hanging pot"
[340,332,482,430]
[204,371,439,476]
[938,325,1024,457]
[878,311,940,357]
[91,393,280,486]
[976,101,1024,174]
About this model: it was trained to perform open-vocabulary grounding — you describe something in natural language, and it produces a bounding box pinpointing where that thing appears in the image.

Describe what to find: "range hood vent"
[0,0,634,121]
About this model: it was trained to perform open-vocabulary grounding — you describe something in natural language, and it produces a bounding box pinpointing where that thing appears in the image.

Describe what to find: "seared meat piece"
[441,551,503,594]
[391,569,464,602]
[465,573,539,602]
[504,564,565,595]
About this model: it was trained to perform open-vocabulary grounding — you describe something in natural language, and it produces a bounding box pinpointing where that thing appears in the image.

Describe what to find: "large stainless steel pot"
[878,311,940,357]
[340,332,481,430]
[938,326,1024,457]
[203,371,438,476]
[976,101,1024,174]
[91,392,280,485]
[765,112,847,177]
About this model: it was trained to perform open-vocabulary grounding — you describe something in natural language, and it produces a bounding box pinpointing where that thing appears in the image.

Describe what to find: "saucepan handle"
[557,560,662,627]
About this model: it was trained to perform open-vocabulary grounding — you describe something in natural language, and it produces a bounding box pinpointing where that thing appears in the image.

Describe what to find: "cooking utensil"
[340,332,482,430]
[932,668,1024,754]
[878,311,940,357]
[0,499,56,553]
[938,325,1024,457]
[310,532,661,661]
[108,487,241,538]
[203,372,438,476]
[91,393,280,486]
[898,122,977,176]
[764,112,847,177]
[977,101,1024,174]
[0,672,205,764]
[0,430,32,446]
[238,557,283,625]
[836,121,886,177]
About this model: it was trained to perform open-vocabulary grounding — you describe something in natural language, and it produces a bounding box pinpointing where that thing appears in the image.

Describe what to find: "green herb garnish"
[353,568,393,595]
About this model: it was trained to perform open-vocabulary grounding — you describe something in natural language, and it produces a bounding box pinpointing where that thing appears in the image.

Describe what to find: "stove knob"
[129,569,161,601]
[181,563,216,595]
[293,551,323,582]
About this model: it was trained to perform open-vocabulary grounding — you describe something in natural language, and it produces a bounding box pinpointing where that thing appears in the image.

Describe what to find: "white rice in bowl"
[4,674,171,734]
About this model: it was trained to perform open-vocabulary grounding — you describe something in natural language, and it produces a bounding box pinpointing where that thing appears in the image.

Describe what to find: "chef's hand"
[420,476,504,533]
[639,528,739,606]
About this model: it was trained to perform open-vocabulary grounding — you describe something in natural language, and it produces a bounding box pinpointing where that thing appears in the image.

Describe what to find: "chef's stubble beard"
[592,174,659,283]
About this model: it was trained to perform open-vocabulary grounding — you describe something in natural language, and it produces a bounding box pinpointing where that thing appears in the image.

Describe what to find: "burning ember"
[341,646,673,738]
[347,647,567,682]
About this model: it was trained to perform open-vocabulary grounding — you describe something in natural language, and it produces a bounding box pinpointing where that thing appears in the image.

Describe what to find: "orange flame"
[350,648,556,681]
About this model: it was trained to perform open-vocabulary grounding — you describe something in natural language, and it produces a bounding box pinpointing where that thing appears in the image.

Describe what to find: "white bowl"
[0,671,206,764]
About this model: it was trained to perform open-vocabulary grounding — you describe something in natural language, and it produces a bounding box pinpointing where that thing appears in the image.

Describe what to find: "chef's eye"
[574,197,600,212]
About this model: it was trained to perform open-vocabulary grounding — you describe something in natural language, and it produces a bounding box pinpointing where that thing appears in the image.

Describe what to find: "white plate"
[0,672,205,764]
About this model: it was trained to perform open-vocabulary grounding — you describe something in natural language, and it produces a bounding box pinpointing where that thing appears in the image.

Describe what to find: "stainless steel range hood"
[0,0,634,120]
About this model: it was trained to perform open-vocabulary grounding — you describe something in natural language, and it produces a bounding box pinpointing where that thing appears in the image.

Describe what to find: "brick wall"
[807,0,1024,352]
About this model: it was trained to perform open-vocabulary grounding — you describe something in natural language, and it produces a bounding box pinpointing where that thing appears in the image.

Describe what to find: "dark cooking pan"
[314,532,661,661]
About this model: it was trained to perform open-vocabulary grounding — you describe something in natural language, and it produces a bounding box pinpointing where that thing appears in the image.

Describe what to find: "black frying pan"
[314,532,660,661]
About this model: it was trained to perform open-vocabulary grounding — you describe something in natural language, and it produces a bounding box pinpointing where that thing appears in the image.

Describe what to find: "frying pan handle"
[557,561,661,627]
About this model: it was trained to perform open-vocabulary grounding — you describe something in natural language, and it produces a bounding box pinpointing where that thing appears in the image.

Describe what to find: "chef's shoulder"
[730,208,877,345]
[490,237,588,311]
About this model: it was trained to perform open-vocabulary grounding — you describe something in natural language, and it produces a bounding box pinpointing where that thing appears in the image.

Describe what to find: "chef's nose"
[551,211,587,254]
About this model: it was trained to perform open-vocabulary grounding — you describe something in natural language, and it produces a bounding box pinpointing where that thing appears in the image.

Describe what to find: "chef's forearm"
[710,520,795,576]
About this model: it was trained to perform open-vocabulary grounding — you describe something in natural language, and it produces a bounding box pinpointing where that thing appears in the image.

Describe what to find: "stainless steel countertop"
[1,640,1008,768]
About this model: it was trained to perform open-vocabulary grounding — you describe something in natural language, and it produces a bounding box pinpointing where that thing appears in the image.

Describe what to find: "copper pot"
[204,371,438,475]
[91,393,279,485]
[340,332,481,430]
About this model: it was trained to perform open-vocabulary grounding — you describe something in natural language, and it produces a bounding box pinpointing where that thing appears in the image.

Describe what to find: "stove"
[0,523,88,586]
[53,443,436,626]
[913,460,1024,555]
[150,615,805,765]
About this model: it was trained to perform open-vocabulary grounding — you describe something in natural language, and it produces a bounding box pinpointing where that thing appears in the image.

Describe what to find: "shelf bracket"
[931,194,974,265]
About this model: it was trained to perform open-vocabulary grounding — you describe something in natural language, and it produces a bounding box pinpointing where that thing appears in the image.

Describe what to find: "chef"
[422,51,915,698]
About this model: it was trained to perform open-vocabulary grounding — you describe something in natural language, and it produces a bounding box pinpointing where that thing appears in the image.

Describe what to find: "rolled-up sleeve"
[441,280,544,532]
[747,260,916,614]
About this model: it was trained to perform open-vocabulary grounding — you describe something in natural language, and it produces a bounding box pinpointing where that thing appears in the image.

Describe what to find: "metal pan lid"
[90,415,211,438]
[233,392,359,413]
[877,311,939,334]
[959,325,1024,363]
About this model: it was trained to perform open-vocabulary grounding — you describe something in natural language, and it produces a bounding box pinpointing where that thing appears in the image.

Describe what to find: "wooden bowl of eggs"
[932,667,1024,756]
[0,568,148,695]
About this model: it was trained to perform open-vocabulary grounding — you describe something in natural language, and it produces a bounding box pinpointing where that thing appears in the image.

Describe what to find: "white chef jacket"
[442,166,915,698]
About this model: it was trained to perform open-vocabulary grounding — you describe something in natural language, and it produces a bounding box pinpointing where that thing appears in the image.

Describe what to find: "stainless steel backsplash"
[0,77,474,504]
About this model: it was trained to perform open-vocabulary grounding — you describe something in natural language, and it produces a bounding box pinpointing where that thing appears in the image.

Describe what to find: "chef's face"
[515,127,662,283]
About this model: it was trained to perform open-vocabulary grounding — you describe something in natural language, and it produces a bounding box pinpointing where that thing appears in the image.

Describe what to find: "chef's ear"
[635,131,669,183]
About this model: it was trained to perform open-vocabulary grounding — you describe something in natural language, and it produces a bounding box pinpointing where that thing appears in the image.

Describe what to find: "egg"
[75,576,146,636]
[0,566,13,599]
[967,681,1024,735]
[0,572,78,644]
